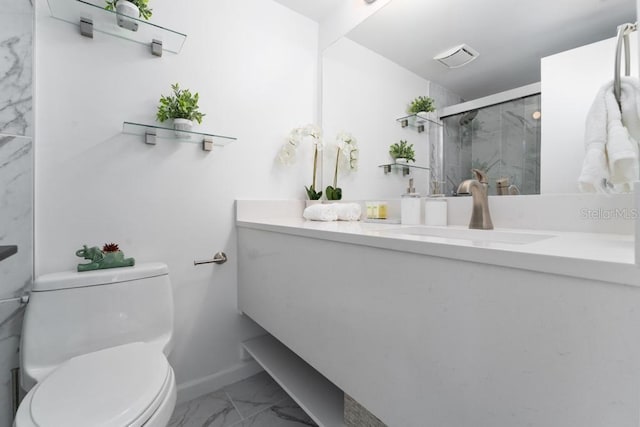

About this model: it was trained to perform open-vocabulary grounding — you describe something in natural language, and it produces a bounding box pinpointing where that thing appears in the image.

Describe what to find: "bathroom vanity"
[237,199,640,427]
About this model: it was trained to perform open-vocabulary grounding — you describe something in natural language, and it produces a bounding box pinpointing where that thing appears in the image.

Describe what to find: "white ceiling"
[272,0,636,100]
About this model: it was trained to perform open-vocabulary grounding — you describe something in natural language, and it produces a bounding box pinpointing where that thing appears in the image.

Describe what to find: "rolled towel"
[333,203,362,221]
[303,204,338,221]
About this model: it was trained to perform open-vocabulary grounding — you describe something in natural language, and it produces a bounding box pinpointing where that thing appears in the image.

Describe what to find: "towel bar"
[614,22,637,107]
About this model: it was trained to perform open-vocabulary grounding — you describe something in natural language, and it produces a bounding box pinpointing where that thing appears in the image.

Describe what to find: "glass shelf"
[47,0,187,55]
[396,113,443,133]
[122,122,236,151]
[379,163,430,176]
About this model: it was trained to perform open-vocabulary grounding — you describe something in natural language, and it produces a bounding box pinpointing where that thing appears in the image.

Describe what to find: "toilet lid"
[29,342,170,427]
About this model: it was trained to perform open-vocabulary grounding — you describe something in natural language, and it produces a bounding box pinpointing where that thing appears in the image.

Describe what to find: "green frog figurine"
[76,243,135,272]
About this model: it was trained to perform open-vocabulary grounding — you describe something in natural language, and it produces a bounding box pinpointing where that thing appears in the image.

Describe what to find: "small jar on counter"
[366,201,388,219]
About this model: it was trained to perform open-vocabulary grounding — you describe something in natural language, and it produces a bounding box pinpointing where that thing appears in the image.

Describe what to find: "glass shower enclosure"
[440,93,541,196]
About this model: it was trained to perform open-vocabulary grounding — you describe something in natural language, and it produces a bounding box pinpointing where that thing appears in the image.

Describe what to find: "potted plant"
[325,132,358,201]
[389,140,415,163]
[408,95,436,120]
[277,125,324,204]
[105,0,152,31]
[156,83,205,136]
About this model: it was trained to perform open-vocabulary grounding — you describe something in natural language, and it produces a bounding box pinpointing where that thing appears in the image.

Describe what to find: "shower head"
[459,110,478,126]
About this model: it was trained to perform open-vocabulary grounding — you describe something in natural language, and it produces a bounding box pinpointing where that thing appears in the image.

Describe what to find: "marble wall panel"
[0,9,33,137]
[0,1,33,424]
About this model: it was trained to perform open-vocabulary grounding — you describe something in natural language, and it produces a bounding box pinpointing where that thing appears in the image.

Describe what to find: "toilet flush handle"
[194,251,228,266]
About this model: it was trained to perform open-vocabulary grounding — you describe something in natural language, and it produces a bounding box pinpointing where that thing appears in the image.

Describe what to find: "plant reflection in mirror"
[326,132,358,201]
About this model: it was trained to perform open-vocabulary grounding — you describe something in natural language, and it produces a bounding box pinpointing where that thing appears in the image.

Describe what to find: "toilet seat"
[15,342,175,427]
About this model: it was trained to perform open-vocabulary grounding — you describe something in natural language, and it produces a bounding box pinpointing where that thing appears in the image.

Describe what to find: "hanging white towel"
[579,76,640,193]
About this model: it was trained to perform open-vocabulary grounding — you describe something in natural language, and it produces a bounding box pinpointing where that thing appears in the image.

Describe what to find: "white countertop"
[237,216,638,287]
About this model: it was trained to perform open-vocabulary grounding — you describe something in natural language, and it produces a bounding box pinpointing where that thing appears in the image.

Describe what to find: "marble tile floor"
[169,371,318,427]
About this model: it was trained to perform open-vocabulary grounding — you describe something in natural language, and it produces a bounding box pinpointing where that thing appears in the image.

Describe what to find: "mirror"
[321,0,636,198]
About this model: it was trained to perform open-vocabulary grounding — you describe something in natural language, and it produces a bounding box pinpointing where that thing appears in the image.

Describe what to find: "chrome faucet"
[457,169,494,230]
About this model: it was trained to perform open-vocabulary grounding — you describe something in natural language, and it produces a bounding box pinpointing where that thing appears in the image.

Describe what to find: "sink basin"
[381,227,555,245]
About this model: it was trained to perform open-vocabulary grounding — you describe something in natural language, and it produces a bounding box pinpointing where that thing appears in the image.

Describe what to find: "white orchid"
[336,132,355,150]
[287,128,303,147]
[278,143,297,165]
[303,124,322,139]
[278,124,324,200]
[349,148,359,171]
[326,131,359,200]
[335,132,358,171]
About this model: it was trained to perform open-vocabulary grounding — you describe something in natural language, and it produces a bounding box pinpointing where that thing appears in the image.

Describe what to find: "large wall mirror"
[321,0,636,198]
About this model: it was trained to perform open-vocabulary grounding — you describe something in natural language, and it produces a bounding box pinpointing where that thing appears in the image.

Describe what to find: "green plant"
[305,185,323,201]
[389,140,415,162]
[325,186,341,201]
[326,132,358,201]
[105,0,153,20]
[156,83,205,124]
[408,96,435,114]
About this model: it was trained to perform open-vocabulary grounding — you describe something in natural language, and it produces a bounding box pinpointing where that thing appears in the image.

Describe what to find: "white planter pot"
[173,118,193,138]
[115,0,140,32]
[395,158,410,164]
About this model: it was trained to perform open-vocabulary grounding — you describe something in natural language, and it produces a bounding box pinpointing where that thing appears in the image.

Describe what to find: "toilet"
[14,263,177,426]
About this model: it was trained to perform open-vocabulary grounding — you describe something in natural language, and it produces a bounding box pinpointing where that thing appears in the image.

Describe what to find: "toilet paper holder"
[194,251,228,266]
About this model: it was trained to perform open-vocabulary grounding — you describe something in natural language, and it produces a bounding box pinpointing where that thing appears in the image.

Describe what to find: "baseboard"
[175,360,264,405]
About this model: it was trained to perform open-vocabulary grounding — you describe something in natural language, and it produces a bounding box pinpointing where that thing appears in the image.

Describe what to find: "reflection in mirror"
[346,0,636,100]
[322,0,636,196]
[441,94,541,196]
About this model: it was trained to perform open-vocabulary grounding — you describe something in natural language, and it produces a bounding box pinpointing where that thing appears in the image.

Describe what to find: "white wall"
[541,34,638,194]
[35,0,318,401]
[319,0,392,51]
[322,37,431,199]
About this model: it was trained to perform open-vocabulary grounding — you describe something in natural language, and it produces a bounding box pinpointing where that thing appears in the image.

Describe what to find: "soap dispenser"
[401,178,421,225]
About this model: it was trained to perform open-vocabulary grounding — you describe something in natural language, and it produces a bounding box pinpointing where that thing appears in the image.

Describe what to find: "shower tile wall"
[429,82,464,194]
[443,94,541,195]
[0,0,33,425]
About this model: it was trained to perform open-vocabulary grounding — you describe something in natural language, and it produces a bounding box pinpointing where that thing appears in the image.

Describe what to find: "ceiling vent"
[434,44,479,68]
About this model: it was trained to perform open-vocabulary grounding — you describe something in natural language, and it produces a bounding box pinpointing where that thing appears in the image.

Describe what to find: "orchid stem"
[312,147,318,190]
[333,149,340,188]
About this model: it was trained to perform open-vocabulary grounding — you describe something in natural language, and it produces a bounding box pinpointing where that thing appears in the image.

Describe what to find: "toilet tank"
[20,262,174,390]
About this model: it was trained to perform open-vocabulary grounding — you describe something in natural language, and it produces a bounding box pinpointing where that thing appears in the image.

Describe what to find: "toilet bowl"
[15,263,176,426]
[15,342,176,427]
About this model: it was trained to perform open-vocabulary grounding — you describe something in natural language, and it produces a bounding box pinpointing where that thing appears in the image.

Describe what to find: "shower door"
[442,94,541,196]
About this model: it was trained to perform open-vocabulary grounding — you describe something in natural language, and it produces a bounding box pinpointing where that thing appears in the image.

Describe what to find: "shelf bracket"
[151,39,163,57]
[403,167,410,176]
[145,131,157,145]
[417,124,425,133]
[202,137,213,152]
[400,119,408,128]
[79,17,93,38]
[117,16,139,32]
[383,165,391,174]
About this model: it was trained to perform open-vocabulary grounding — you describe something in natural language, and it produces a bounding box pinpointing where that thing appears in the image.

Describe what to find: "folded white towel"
[333,203,362,221]
[579,76,640,193]
[303,204,338,221]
